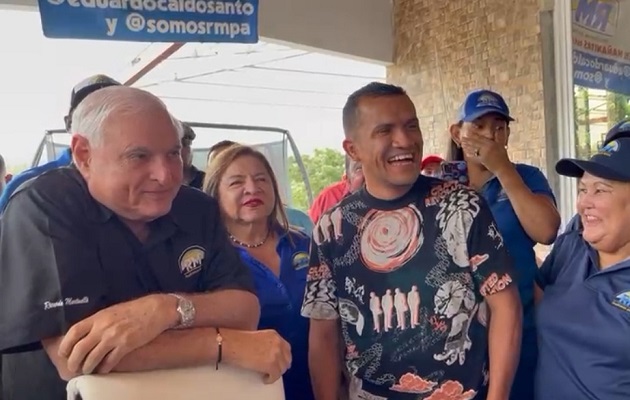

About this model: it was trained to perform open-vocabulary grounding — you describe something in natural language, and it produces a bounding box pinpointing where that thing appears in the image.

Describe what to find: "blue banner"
[573,49,630,95]
[37,0,259,43]
[572,0,630,95]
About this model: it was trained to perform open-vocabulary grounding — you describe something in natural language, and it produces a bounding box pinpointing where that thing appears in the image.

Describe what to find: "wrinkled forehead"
[101,107,180,146]
[358,95,418,128]
[579,171,620,188]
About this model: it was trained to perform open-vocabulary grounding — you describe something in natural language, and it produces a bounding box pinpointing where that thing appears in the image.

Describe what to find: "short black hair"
[0,153,5,175]
[207,140,238,161]
[342,82,407,137]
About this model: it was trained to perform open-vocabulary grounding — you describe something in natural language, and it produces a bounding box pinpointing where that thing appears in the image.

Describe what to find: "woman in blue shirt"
[204,144,314,400]
[535,137,630,400]
[446,89,561,400]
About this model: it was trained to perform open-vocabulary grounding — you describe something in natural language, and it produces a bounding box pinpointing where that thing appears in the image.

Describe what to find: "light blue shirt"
[0,149,73,214]
[285,206,314,236]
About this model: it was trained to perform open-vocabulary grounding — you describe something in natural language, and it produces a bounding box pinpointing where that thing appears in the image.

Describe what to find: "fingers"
[95,346,127,374]
[81,340,116,375]
[66,331,100,374]
[59,320,92,358]
[260,334,292,384]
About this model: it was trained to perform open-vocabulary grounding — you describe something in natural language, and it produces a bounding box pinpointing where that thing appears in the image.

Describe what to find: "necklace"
[229,230,270,248]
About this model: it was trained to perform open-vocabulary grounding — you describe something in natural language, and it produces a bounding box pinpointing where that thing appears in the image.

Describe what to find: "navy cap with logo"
[458,89,515,123]
[604,118,630,144]
[556,137,630,182]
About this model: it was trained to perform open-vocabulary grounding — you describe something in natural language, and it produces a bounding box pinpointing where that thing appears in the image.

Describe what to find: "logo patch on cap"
[476,93,501,108]
[597,139,620,156]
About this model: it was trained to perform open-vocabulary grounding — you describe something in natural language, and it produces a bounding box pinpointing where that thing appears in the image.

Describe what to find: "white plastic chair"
[66,365,285,400]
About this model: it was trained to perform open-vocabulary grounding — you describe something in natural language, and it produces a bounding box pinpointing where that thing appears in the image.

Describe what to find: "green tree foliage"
[7,163,28,175]
[289,148,345,211]
[606,92,630,127]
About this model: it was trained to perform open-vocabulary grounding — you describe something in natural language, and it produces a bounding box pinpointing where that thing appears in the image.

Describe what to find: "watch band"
[168,293,196,329]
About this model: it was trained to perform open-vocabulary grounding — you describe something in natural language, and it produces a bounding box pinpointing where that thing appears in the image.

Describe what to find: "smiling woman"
[203,144,315,400]
[535,136,630,400]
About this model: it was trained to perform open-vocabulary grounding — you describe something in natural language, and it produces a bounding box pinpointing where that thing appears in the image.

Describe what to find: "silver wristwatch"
[168,293,196,329]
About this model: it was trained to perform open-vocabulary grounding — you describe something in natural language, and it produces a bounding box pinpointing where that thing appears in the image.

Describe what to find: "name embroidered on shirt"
[43,296,89,310]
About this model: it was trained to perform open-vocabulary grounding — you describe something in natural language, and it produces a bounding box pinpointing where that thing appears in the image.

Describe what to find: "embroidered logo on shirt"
[496,189,508,202]
[611,290,630,312]
[292,251,309,270]
[179,246,205,278]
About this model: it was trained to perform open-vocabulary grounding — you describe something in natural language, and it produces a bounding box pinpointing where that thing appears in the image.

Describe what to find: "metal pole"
[124,43,185,86]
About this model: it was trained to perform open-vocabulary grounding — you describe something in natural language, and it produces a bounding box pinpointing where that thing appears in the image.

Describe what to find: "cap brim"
[556,158,630,182]
[70,82,120,112]
[462,110,515,122]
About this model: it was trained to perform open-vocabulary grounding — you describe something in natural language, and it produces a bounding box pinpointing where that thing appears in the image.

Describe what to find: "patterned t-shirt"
[301,176,516,400]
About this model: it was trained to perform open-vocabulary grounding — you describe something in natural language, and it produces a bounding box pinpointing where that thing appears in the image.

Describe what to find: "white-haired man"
[0,86,291,400]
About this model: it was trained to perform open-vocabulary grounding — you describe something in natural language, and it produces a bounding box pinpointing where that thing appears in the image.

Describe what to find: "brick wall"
[388,0,547,172]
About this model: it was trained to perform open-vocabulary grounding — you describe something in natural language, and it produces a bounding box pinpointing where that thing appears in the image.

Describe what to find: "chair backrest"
[66,365,285,400]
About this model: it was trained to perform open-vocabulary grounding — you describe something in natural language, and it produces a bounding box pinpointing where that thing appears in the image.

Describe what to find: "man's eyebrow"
[372,122,394,133]
[121,146,150,156]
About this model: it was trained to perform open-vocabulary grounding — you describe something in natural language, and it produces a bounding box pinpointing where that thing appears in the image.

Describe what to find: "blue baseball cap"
[604,118,630,144]
[556,137,630,182]
[458,89,514,122]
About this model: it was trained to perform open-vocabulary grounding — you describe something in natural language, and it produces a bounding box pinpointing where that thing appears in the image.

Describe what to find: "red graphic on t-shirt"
[425,380,476,400]
[390,372,437,394]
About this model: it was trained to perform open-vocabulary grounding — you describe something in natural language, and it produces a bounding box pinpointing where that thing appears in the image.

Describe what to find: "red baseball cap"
[421,154,444,170]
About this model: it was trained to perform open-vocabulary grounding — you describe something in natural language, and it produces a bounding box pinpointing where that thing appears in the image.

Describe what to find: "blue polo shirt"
[0,149,72,213]
[480,163,555,400]
[535,231,630,399]
[481,164,555,329]
[235,229,313,400]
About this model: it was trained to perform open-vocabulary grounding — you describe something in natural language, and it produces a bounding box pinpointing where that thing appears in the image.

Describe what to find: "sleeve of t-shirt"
[300,221,339,320]
[0,186,108,353]
[519,165,556,203]
[198,200,256,294]
[467,194,518,298]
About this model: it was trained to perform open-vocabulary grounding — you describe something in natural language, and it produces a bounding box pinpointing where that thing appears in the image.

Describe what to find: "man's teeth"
[389,154,413,162]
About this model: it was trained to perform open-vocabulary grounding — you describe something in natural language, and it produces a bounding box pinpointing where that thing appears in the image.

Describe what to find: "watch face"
[179,297,195,326]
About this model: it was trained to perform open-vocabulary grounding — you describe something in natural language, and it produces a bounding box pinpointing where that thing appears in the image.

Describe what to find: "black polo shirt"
[0,167,255,400]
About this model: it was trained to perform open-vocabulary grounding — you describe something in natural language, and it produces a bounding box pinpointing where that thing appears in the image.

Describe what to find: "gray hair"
[70,86,183,147]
